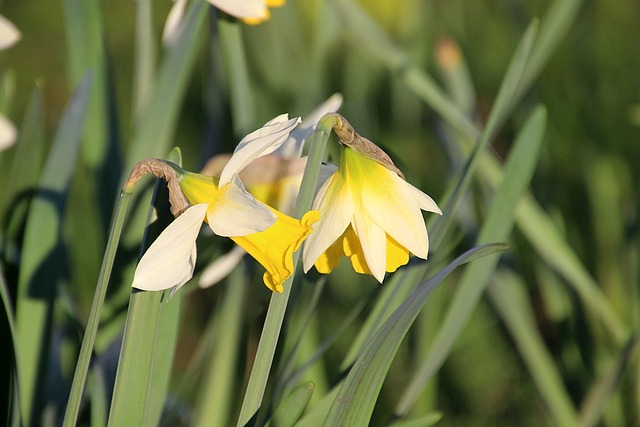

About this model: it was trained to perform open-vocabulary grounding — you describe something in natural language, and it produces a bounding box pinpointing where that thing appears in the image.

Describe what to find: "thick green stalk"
[235,115,338,426]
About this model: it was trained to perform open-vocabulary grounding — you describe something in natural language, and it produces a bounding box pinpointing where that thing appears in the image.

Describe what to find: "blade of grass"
[235,115,337,426]
[394,105,547,418]
[578,336,640,427]
[324,243,507,425]
[489,269,579,426]
[62,182,135,427]
[15,74,91,426]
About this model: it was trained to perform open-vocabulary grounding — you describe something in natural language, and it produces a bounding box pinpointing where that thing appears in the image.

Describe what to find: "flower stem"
[62,187,133,427]
[236,115,338,426]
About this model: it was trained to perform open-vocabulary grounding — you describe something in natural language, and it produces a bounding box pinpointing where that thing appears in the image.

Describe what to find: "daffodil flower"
[209,0,284,24]
[0,15,20,152]
[196,94,343,288]
[132,114,319,293]
[302,116,442,282]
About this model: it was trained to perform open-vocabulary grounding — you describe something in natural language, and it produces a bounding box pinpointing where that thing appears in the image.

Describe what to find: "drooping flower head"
[302,114,442,283]
[131,115,319,294]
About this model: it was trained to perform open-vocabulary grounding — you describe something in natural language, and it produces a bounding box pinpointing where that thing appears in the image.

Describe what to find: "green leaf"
[108,290,164,427]
[4,85,45,213]
[15,74,91,426]
[324,243,507,426]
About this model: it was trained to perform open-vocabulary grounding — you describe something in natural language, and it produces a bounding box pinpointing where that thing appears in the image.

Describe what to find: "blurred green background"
[1,0,639,425]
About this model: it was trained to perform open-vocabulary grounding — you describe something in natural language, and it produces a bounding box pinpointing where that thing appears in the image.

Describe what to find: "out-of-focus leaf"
[15,74,91,426]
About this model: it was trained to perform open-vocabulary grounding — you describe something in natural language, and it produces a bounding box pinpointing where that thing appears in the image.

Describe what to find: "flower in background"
[132,115,319,294]
[302,115,442,283]
[164,0,284,43]
[0,15,20,152]
[209,0,285,25]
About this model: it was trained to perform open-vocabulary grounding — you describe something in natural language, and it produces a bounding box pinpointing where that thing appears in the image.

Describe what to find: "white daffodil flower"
[0,115,17,151]
[0,15,20,50]
[0,15,20,151]
[132,114,320,294]
[208,0,284,24]
[302,132,442,283]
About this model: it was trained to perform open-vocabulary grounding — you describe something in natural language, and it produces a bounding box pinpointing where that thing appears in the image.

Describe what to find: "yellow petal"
[314,225,410,278]
[178,170,220,205]
[231,209,319,292]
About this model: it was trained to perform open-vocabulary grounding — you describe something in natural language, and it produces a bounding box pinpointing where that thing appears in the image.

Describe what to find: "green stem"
[219,18,254,137]
[236,115,339,426]
[62,187,133,427]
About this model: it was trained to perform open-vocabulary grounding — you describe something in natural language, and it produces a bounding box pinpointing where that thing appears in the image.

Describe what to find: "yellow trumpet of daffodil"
[132,114,319,294]
[302,115,442,283]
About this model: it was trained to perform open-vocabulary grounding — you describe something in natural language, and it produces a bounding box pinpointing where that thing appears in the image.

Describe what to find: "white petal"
[0,115,17,151]
[362,170,430,259]
[198,245,246,288]
[207,0,267,19]
[132,204,207,291]
[206,175,276,237]
[316,162,338,191]
[0,15,20,50]
[302,173,354,272]
[276,93,344,158]
[219,115,301,186]
[352,210,387,283]
[408,184,442,214]
[162,0,189,46]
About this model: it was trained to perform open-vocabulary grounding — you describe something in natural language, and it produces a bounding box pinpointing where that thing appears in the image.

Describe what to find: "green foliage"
[1,0,638,426]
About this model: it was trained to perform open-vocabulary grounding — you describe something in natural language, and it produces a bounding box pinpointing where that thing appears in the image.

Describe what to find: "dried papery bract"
[126,158,190,218]
[329,113,405,179]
